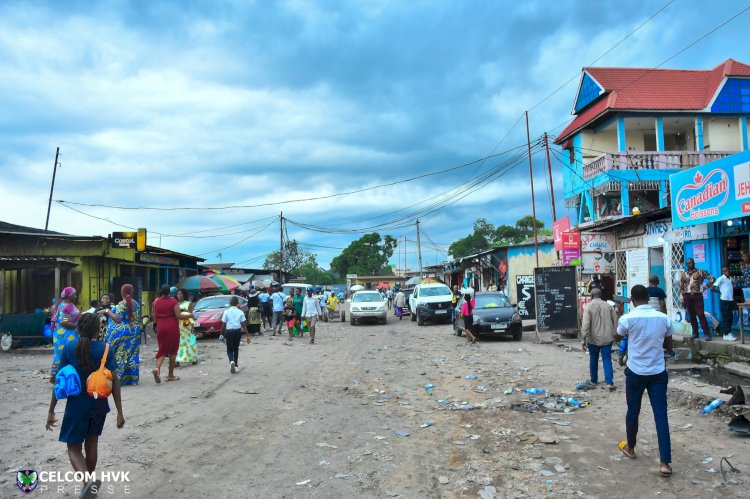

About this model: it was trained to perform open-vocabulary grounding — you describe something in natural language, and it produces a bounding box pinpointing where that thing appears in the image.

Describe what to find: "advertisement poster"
[580,232,615,274]
[693,243,706,263]
[552,216,570,251]
[515,275,535,319]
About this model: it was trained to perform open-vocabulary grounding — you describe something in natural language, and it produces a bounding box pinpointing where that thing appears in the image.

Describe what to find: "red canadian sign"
[552,216,570,250]
[561,231,580,250]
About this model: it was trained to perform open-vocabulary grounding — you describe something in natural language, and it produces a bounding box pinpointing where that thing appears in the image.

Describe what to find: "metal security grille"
[665,242,684,313]
[615,251,627,282]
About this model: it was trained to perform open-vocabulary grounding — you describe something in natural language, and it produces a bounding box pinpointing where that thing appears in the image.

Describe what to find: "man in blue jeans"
[615,284,674,477]
[580,288,618,390]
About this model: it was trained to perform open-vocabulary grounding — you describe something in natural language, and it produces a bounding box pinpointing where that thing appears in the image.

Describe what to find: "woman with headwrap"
[100,284,142,385]
[151,284,192,383]
[175,288,198,366]
[50,287,81,383]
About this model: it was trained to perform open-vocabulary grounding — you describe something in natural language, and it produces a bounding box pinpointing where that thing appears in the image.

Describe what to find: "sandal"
[618,440,636,459]
[166,376,181,382]
[659,463,672,477]
[152,369,161,384]
[608,384,616,392]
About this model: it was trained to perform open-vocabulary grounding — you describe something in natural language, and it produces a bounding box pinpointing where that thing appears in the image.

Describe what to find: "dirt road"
[1,313,748,498]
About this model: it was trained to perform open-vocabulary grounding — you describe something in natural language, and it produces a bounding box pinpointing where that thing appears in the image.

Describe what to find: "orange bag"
[86,343,113,399]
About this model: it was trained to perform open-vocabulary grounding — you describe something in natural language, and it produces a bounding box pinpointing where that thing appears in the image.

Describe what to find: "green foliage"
[263,240,317,274]
[330,233,398,276]
[448,216,547,258]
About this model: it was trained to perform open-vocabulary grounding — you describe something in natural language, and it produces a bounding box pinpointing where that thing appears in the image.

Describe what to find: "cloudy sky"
[2,0,749,271]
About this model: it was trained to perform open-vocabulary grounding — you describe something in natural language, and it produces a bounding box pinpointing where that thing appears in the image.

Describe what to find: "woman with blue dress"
[100,284,141,385]
[50,287,81,383]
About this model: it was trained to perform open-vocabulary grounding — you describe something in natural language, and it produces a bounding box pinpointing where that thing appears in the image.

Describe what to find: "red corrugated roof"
[555,59,750,144]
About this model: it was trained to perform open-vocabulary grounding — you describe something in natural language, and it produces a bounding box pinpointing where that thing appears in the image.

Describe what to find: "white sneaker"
[723,334,737,342]
[234,366,240,373]
[230,361,236,374]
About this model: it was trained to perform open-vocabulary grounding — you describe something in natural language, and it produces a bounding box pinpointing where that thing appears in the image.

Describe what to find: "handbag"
[86,343,113,400]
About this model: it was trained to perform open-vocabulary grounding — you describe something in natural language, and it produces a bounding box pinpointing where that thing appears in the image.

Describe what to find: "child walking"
[46,313,125,499]
[284,296,297,340]
[461,293,477,344]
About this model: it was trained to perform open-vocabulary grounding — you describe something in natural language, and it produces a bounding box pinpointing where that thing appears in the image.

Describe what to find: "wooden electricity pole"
[525,112,539,268]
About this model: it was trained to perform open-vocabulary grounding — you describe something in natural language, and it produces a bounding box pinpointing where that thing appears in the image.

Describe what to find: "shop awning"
[0,257,78,270]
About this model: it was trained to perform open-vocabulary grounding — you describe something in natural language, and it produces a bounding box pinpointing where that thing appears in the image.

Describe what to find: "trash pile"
[510,386,591,414]
[719,385,750,435]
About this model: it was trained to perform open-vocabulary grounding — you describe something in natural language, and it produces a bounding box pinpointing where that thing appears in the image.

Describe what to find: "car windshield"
[353,293,382,303]
[420,286,451,297]
[195,297,233,310]
[475,294,511,309]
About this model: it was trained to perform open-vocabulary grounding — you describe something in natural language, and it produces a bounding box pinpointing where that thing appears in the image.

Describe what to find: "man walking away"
[712,267,738,341]
[679,258,714,340]
[301,288,322,344]
[581,288,618,391]
[647,275,668,314]
[615,284,673,477]
[394,289,406,320]
[221,297,248,374]
[259,289,272,331]
[270,288,286,336]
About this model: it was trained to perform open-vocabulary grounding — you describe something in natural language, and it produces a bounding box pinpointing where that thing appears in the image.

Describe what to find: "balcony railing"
[582,151,734,180]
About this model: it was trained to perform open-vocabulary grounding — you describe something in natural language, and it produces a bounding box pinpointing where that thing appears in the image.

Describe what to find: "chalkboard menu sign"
[534,266,578,333]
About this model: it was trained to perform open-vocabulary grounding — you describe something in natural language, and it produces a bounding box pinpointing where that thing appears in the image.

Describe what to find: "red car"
[192,295,248,338]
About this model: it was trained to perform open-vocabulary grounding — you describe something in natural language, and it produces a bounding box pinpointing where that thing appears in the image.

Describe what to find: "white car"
[409,283,453,326]
[349,291,387,325]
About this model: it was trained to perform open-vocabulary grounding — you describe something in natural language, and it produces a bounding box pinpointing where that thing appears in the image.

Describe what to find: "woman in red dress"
[151,284,192,383]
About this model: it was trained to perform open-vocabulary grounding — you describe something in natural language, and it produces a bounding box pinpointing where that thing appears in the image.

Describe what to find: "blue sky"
[2,0,749,271]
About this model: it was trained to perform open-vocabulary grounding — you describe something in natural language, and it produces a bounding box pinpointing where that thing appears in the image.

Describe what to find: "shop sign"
[137,253,180,267]
[111,232,137,249]
[693,243,706,263]
[562,248,580,266]
[515,275,535,318]
[670,150,750,228]
[498,261,508,274]
[561,231,580,249]
[552,216,570,250]
[580,232,615,274]
[643,219,708,247]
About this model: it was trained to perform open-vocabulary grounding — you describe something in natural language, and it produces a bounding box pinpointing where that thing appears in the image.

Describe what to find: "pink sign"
[553,216,571,251]
[693,243,706,263]
[563,248,580,265]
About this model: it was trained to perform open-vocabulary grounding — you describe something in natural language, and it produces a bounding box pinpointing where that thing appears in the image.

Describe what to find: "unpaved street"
[2,314,749,498]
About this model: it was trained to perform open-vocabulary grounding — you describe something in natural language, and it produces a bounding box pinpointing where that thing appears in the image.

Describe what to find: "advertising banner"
[515,275,535,319]
[552,216,570,251]
[580,232,615,274]
[670,150,750,228]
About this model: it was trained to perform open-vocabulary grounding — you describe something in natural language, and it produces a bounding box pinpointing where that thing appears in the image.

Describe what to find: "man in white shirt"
[258,289,272,330]
[270,289,287,336]
[221,296,248,374]
[301,288,323,344]
[711,266,737,341]
[614,285,673,477]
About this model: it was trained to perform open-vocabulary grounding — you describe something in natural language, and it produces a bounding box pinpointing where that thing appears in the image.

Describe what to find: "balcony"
[582,151,735,180]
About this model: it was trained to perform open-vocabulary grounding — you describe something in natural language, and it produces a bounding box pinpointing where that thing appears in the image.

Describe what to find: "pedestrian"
[679,258,714,340]
[221,296,248,374]
[94,294,114,341]
[175,289,198,367]
[711,266,738,341]
[259,288,272,330]
[326,291,338,319]
[293,288,305,337]
[615,284,673,477]
[461,292,477,344]
[386,289,393,309]
[246,289,262,340]
[301,288,322,344]
[485,280,498,292]
[284,296,296,341]
[580,288,618,391]
[46,312,125,498]
[50,287,81,383]
[647,275,668,314]
[270,288,286,336]
[100,284,142,385]
[394,288,406,320]
[451,285,460,322]
[151,284,190,383]
[588,274,603,294]
[318,290,328,322]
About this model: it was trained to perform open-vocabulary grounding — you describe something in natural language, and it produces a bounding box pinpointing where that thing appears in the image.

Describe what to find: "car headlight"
[512,313,521,322]
[352,306,361,312]
[473,316,484,325]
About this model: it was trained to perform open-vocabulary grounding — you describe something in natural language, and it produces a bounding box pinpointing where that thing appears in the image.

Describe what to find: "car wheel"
[513,330,523,341]
[341,312,346,322]
[380,317,387,325]
[417,313,425,326]
[410,310,416,321]
[350,316,356,326]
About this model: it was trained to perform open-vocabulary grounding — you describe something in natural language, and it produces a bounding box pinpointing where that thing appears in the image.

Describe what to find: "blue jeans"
[625,368,671,464]
[719,299,734,336]
[588,342,613,385]
[618,337,628,354]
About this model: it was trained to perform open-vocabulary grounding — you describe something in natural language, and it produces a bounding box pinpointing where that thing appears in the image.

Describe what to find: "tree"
[297,262,336,285]
[263,240,317,275]
[330,233,398,276]
[448,216,548,258]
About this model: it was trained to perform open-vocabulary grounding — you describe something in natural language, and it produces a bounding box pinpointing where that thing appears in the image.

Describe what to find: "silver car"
[349,291,387,325]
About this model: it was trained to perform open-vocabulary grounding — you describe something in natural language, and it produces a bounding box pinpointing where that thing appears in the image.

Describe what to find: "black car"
[454,292,522,341]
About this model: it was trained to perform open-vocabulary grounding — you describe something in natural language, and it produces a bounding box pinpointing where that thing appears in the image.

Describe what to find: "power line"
[195,220,278,257]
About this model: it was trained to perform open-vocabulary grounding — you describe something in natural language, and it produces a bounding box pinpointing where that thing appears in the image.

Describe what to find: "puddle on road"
[670,366,747,388]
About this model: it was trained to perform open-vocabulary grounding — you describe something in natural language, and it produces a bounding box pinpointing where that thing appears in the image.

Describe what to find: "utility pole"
[525,112,540,268]
[543,132,557,222]
[45,147,61,231]
[416,219,423,277]
[279,212,284,285]
[403,235,407,276]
